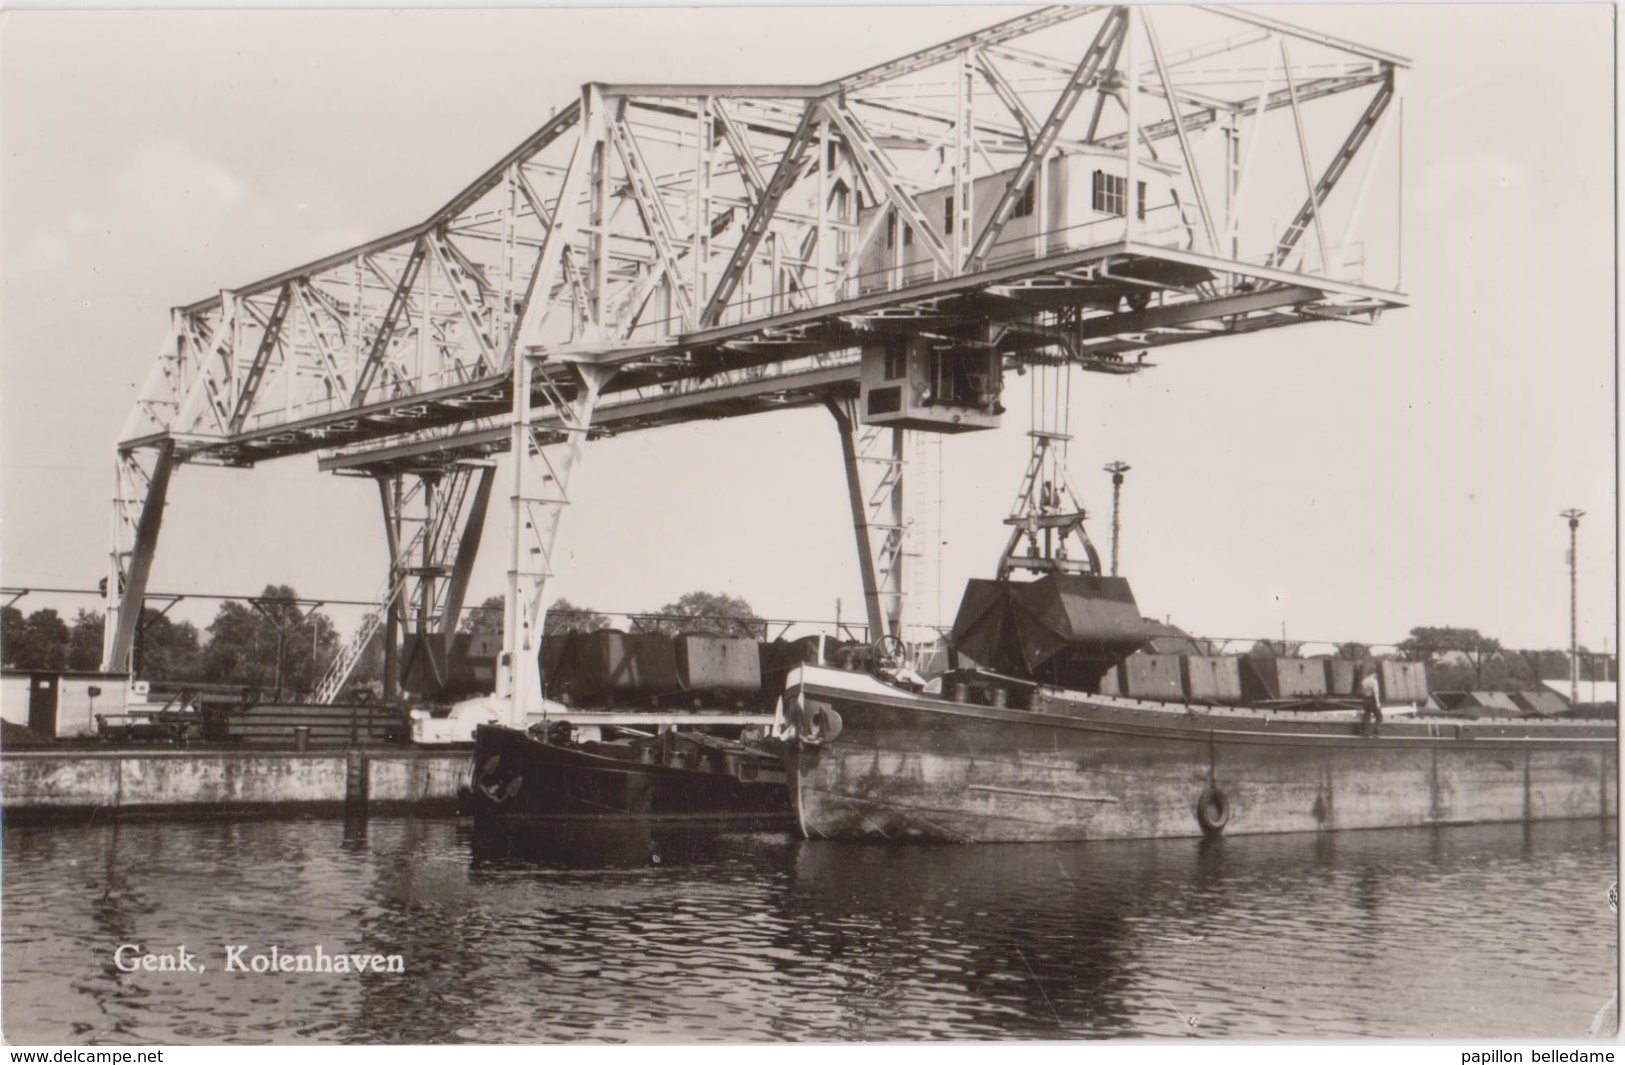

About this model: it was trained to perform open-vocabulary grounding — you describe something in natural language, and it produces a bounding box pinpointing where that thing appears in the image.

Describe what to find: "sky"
[0,3,1616,657]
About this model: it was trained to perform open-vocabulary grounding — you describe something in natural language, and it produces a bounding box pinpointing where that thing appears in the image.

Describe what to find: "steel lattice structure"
[103,5,1408,718]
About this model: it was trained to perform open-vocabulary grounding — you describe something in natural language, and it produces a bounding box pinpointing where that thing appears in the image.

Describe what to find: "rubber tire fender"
[1196,785,1231,836]
[476,754,521,806]
[474,754,502,793]
[811,705,842,743]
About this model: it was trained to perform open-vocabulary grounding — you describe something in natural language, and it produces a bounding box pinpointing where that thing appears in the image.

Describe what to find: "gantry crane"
[102,5,1408,723]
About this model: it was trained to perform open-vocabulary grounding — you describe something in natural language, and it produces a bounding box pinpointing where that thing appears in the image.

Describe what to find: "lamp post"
[1560,508,1584,704]
[1103,461,1131,577]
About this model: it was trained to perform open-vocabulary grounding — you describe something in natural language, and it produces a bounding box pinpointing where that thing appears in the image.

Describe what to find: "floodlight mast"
[1560,508,1585,704]
[100,6,1409,721]
[1103,461,1131,577]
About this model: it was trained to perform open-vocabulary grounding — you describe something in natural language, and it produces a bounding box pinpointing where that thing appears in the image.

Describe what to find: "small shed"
[0,669,138,738]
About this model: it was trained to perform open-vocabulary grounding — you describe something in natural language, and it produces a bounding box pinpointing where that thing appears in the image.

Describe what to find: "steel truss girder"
[125,246,1399,470]
[130,251,1385,474]
[123,4,1405,463]
[319,357,862,477]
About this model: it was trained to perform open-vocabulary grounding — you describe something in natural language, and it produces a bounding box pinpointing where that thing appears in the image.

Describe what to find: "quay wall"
[1,748,471,821]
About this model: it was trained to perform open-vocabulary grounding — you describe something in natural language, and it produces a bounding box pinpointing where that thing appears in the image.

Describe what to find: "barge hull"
[469,724,791,824]
[787,669,1616,843]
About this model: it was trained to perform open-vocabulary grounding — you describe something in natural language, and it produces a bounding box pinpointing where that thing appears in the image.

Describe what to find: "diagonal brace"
[701,102,820,328]
[967,7,1128,270]
[1270,71,1395,269]
[351,238,429,404]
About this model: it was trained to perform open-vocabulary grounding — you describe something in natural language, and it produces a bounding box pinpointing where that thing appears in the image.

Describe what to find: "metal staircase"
[312,527,425,705]
[312,465,481,704]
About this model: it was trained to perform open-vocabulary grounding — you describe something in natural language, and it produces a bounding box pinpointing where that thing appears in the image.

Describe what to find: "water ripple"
[3,815,1615,1042]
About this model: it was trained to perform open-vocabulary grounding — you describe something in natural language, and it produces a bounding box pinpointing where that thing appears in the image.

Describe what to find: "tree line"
[1390,626,1614,693]
[1,587,766,699]
[1,584,344,698]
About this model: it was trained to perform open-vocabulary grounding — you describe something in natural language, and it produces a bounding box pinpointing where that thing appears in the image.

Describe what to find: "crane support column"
[377,475,405,703]
[828,398,907,643]
[315,463,492,704]
[440,464,494,652]
[101,440,177,673]
[501,357,608,726]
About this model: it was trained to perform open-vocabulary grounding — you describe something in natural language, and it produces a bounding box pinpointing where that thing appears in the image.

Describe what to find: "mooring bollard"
[345,749,370,812]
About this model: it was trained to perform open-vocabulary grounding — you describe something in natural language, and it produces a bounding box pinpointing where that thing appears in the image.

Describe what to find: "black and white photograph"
[0,0,1617,1048]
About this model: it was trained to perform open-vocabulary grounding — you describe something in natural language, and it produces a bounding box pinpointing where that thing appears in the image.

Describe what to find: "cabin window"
[1137,180,1147,221]
[886,213,897,249]
[1092,170,1126,217]
[867,386,902,417]
[903,222,914,247]
[929,349,997,411]
[882,338,907,380]
[1011,182,1036,219]
[943,197,954,235]
[830,178,850,219]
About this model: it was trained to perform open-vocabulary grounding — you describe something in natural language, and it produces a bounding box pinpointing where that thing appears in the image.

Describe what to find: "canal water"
[2,815,1616,1043]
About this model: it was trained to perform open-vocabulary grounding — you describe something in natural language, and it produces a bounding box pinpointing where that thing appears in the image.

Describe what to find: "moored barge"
[782,662,1616,843]
[469,721,791,823]
[780,397,1619,845]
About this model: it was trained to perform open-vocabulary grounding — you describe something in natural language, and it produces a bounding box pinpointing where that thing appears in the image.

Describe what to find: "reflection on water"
[3,814,1615,1043]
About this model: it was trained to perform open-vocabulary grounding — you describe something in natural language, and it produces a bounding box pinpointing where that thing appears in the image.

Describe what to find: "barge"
[468,721,790,823]
[782,661,1616,843]
[464,627,805,823]
[780,498,1617,844]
